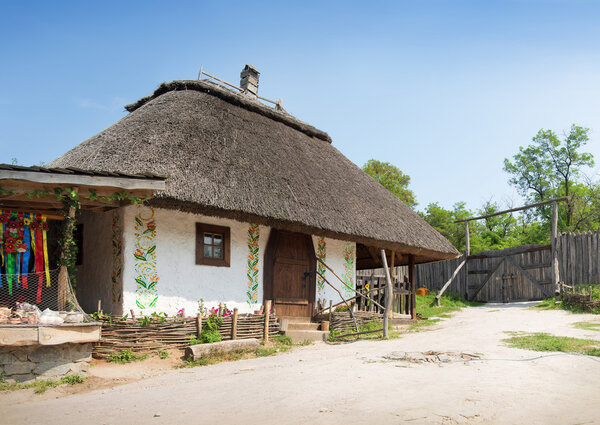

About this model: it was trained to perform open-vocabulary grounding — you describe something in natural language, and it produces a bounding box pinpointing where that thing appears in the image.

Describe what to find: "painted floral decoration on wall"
[246,224,260,307]
[342,242,355,298]
[316,236,326,297]
[133,206,158,309]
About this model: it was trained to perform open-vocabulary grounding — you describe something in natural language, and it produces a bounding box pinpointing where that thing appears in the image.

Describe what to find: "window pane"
[204,233,213,245]
[213,234,223,246]
[204,246,213,258]
[214,247,223,259]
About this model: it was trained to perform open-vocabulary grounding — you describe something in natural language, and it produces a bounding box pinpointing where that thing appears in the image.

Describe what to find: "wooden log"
[184,338,261,361]
[329,300,332,324]
[232,308,238,340]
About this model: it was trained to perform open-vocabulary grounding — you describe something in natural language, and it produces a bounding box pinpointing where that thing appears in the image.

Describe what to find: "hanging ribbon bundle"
[0,211,51,303]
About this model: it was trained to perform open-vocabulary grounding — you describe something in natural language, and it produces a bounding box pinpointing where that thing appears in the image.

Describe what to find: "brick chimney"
[240,64,260,98]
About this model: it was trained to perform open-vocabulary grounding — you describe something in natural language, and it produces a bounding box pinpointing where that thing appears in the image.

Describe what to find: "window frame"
[195,223,230,267]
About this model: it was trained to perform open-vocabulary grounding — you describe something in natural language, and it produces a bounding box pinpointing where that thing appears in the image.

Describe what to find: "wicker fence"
[93,314,279,358]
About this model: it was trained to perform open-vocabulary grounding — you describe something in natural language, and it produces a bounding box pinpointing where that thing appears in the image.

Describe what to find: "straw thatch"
[50,79,458,263]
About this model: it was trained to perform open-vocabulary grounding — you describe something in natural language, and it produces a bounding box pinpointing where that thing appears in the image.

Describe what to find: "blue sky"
[1,0,599,212]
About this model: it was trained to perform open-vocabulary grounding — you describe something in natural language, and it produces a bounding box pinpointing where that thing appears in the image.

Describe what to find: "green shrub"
[107,349,148,363]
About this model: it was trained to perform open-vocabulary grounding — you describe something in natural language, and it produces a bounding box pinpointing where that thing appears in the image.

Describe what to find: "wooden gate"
[467,245,553,302]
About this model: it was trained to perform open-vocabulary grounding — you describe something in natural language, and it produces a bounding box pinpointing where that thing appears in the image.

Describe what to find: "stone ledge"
[0,325,101,346]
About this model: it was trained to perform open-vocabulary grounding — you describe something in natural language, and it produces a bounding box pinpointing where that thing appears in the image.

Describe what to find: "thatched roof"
[50,79,459,264]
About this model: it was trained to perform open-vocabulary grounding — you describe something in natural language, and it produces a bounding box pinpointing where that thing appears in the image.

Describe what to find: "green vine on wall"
[0,185,151,291]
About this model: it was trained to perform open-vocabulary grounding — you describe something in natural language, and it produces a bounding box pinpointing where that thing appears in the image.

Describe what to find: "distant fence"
[358,230,600,302]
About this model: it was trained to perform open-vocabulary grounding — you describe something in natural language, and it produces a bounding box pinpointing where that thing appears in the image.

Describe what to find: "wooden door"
[264,230,316,318]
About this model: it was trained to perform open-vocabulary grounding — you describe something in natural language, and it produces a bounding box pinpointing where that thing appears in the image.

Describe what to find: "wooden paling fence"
[354,275,413,315]
[358,230,600,303]
[556,231,600,286]
[94,314,279,358]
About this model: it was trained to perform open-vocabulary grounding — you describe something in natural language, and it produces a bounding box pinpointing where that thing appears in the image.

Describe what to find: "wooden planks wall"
[358,230,600,302]
[557,230,600,286]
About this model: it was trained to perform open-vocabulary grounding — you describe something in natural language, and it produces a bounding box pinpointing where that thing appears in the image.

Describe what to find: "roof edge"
[125,80,332,143]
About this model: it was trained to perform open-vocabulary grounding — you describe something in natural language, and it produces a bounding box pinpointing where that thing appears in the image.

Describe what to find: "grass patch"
[416,291,483,319]
[0,374,85,394]
[107,349,149,364]
[503,332,600,357]
[533,297,561,310]
[407,318,441,332]
[573,322,600,331]
[158,350,169,359]
[487,309,500,313]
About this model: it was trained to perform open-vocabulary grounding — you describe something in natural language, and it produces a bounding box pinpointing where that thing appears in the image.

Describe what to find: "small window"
[196,223,230,267]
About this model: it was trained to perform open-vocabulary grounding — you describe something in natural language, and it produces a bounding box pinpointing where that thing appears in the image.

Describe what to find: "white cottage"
[49,66,459,320]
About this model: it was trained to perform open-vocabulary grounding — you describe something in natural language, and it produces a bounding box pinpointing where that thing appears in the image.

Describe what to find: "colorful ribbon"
[42,215,50,287]
[21,212,30,289]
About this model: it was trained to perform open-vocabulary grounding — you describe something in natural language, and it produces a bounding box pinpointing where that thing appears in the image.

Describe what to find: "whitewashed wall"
[121,205,271,316]
[76,206,356,318]
[312,236,356,306]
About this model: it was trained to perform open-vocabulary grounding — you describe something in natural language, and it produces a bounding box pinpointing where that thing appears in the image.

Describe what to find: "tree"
[362,159,417,208]
[503,124,595,229]
[419,202,473,251]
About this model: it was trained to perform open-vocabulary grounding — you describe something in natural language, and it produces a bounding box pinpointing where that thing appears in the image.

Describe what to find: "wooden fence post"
[328,300,333,324]
[552,201,560,296]
[196,313,202,338]
[232,308,238,340]
[263,300,272,342]
[409,254,416,320]
[380,249,393,338]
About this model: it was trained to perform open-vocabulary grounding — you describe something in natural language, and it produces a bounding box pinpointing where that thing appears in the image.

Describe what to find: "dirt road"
[2,303,600,424]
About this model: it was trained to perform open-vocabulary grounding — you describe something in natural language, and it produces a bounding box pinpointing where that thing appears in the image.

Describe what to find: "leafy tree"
[503,124,594,229]
[362,159,417,208]
[419,202,473,251]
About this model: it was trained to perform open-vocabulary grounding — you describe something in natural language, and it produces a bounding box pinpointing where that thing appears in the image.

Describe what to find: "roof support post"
[58,187,79,311]
[380,249,393,338]
[464,221,470,300]
[408,254,416,320]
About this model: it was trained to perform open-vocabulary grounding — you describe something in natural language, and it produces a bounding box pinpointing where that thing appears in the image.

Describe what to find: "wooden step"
[285,329,329,343]
[287,322,320,331]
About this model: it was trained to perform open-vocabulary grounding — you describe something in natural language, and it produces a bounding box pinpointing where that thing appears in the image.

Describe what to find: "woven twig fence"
[561,291,600,313]
[93,314,279,358]
[314,311,383,332]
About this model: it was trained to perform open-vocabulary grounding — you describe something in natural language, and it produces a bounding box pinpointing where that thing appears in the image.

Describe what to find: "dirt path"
[2,303,600,424]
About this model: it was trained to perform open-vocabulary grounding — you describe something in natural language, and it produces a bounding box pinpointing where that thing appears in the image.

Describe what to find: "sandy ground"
[1,303,600,424]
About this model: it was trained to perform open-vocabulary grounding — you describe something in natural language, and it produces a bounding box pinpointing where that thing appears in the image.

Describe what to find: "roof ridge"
[125,80,332,143]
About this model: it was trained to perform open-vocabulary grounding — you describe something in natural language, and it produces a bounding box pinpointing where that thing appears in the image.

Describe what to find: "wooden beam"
[0,170,166,190]
[366,246,383,267]
[454,197,569,223]
[435,259,466,306]
[505,255,552,298]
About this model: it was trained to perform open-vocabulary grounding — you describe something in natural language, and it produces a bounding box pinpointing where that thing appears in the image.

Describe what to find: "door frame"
[263,229,316,317]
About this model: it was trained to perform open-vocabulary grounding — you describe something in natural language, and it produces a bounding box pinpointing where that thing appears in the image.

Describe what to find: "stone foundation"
[0,343,92,383]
